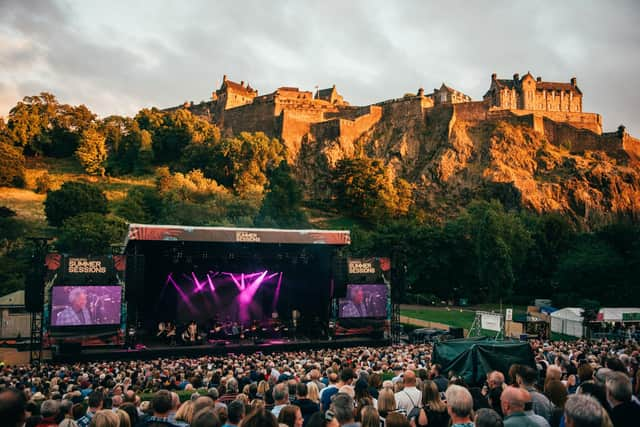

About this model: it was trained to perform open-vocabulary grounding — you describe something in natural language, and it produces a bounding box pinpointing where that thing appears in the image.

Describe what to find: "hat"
[32,392,45,401]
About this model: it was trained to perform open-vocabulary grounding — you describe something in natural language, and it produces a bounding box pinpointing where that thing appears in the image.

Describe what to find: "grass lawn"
[401,308,476,329]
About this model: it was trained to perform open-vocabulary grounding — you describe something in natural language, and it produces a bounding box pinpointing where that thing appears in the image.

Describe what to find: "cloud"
[0,0,638,134]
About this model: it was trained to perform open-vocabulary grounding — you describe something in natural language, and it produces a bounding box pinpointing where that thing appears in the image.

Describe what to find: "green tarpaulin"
[433,338,535,385]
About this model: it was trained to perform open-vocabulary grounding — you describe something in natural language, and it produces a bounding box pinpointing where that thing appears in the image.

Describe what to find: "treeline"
[348,200,640,307]
[1,93,639,306]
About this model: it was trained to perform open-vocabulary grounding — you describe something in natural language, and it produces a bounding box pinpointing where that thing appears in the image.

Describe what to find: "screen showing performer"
[338,284,387,318]
[51,286,121,326]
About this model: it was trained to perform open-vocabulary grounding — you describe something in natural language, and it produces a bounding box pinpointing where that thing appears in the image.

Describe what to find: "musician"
[341,286,370,317]
[57,288,93,326]
[182,320,200,344]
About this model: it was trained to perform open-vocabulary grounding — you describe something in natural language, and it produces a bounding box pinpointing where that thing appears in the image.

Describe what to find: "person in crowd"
[360,406,379,427]
[191,408,221,427]
[487,371,505,392]
[78,391,104,427]
[140,390,183,427]
[429,365,448,393]
[395,371,421,416]
[563,394,603,427]
[605,371,640,427]
[445,385,474,427]
[501,387,549,427]
[474,408,503,427]
[377,388,396,423]
[320,373,339,411]
[119,403,139,427]
[516,366,553,422]
[58,399,79,427]
[88,410,119,427]
[543,380,567,427]
[278,405,304,427]
[331,393,359,427]
[272,383,291,417]
[0,390,26,427]
[414,380,449,427]
[307,382,321,406]
[243,408,279,427]
[36,400,60,427]
[116,409,131,427]
[292,382,320,426]
[174,400,195,426]
[488,387,504,417]
[223,400,245,427]
[386,412,410,427]
[322,369,355,412]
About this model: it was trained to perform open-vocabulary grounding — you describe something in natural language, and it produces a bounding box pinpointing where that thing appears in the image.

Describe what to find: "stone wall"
[489,109,602,134]
[222,101,278,136]
[542,118,629,161]
[377,96,430,122]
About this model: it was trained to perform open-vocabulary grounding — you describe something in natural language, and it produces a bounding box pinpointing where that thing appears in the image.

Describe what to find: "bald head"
[501,387,526,416]
[403,370,416,386]
[488,371,504,389]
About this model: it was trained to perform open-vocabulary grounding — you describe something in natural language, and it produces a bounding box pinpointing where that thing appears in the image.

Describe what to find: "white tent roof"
[550,307,583,321]
[0,290,24,307]
[597,307,640,322]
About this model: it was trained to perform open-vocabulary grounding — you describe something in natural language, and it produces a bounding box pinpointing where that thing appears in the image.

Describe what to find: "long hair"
[278,405,301,427]
[306,382,320,403]
[421,380,446,412]
[377,389,396,417]
[361,406,380,427]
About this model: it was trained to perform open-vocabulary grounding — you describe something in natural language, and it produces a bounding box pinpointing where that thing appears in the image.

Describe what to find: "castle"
[169,72,638,164]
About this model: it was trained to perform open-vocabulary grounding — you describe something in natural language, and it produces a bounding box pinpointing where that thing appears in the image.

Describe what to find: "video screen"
[339,284,387,318]
[51,286,122,326]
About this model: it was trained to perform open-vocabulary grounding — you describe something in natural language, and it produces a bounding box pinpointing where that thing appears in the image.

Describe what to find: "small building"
[0,290,30,339]
[315,85,347,106]
[432,83,472,105]
[215,75,258,110]
[484,72,582,112]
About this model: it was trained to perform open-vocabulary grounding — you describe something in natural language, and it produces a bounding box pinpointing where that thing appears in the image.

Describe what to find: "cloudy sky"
[1,0,639,134]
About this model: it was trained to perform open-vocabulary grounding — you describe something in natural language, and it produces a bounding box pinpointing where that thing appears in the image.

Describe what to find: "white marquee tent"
[550,307,584,338]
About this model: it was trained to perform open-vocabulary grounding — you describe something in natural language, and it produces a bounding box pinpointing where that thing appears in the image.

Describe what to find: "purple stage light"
[166,273,197,312]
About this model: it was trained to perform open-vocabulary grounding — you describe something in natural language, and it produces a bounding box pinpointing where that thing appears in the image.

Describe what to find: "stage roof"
[124,224,351,247]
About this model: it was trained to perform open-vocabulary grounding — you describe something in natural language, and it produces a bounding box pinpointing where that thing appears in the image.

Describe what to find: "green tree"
[76,126,107,176]
[0,142,26,187]
[332,157,412,222]
[6,93,96,156]
[256,161,307,227]
[44,182,109,226]
[56,213,127,254]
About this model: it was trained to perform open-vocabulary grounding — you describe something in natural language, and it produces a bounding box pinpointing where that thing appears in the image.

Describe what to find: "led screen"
[338,284,387,318]
[51,286,121,326]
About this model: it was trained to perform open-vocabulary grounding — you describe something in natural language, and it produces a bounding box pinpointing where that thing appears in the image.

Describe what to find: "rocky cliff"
[296,103,640,224]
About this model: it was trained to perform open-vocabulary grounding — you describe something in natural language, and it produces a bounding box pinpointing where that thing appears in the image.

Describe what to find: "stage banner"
[481,313,502,332]
[62,256,125,285]
[347,257,391,283]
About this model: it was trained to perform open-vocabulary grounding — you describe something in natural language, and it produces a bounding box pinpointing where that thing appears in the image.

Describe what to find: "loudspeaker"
[125,254,145,303]
[331,255,348,298]
[25,258,45,313]
[449,327,464,339]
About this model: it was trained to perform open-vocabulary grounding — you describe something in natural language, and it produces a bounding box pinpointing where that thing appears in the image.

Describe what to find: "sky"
[1,0,639,134]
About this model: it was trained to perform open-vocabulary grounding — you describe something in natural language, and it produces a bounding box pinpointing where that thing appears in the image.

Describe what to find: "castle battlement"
[164,72,631,163]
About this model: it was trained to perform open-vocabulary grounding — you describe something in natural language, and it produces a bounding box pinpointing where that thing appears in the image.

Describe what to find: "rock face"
[297,102,640,224]
[171,75,640,223]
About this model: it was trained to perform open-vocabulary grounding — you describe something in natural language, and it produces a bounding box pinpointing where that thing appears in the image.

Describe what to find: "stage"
[51,336,391,362]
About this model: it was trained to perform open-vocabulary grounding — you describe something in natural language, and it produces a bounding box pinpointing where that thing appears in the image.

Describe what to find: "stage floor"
[51,336,391,362]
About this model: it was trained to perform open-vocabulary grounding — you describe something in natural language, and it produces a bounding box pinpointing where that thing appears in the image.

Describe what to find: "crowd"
[0,339,639,427]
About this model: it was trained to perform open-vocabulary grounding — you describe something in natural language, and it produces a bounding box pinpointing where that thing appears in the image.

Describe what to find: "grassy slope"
[0,158,155,232]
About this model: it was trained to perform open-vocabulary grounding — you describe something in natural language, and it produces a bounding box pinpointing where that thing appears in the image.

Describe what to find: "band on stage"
[153,312,305,346]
